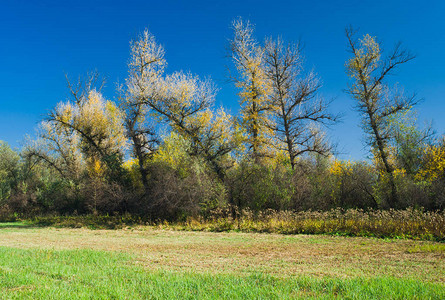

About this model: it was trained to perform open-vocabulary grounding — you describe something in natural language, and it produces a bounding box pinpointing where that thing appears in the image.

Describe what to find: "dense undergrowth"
[182,207,445,241]
[9,207,444,242]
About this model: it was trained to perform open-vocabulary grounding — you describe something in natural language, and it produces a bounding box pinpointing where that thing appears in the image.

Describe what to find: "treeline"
[1,20,444,221]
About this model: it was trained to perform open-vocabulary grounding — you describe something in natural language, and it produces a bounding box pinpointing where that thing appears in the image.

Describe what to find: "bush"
[328,161,378,209]
[228,162,295,211]
[129,160,227,221]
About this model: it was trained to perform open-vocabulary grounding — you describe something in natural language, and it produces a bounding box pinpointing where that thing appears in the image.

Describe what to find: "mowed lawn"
[0,223,444,299]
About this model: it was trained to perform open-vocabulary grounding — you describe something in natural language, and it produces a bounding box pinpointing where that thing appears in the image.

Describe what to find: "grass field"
[0,222,444,299]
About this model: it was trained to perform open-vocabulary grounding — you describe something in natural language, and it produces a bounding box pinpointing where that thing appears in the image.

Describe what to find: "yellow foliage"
[329,160,353,176]
[264,149,289,168]
[65,90,127,156]
[122,158,143,190]
[346,34,381,84]
[393,168,406,178]
[231,18,275,159]
[416,146,445,182]
[152,132,190,170]
[87,158,104,178]
[122,158,138,170]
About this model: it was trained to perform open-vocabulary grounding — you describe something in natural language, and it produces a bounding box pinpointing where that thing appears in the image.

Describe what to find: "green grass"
[407,243,445,253]
[0,221,34,229]
[0,225,443,299]
[0,247,443,299]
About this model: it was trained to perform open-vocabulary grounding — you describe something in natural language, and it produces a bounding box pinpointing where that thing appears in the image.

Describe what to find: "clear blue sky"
[1,0,444,160]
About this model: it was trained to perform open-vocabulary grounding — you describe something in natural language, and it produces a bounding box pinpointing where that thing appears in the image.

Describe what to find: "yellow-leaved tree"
[118,29,165,194]
[46,75,127,182]
[416,142,445,183]
[125,29,242,182]
[229,18,275,163]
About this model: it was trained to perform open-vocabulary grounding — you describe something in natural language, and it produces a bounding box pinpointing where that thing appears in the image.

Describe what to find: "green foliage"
[229,162,295,211]
[388,110,430,175]
[30,214,144,229]
[0,141,20,202]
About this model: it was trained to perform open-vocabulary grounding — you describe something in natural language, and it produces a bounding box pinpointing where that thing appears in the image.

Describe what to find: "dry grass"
[0,225,443,284]
[27,208,445,241]
[181,207,445,241]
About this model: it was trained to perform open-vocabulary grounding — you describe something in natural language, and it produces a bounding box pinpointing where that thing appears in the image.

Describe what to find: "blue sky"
[1,0,444,160]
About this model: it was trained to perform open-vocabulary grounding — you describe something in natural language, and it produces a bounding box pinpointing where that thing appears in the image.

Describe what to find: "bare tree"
[65,70,105,106]
[264,38,338,170]
[345,27,417,207]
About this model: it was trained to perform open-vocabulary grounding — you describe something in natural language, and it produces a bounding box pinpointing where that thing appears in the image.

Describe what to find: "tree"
[345,27,417,207]
[388,110,433,176]
[151,72,240,180]
[0,142,20,202]
[229,18,274,163]
[119,30,164,195]
[25,119,84,181]
[127,30,241,181]
[264,37,337,170]
[416,137,445,183]
[25,73,105,182]
[46,75,127,182]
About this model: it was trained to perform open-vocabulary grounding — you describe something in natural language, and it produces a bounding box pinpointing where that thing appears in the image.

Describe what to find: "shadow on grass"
[0,215,144,230]
[0,222,52,230]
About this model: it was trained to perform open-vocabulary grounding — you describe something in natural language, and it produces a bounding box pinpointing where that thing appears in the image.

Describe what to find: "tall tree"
[126,30,240,181]
[345,27,417,207]
[229,18,274,163]
[264,38,337,170]
[150,72,240,180]
[119,30,164,194]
